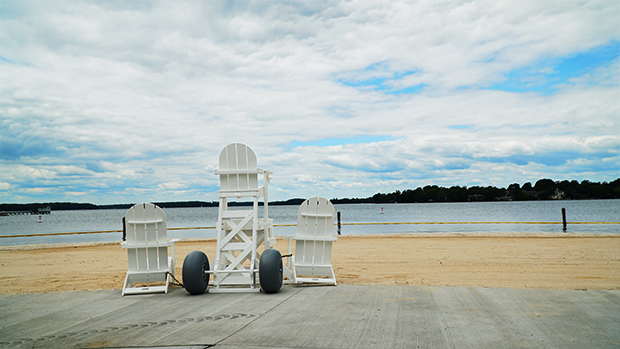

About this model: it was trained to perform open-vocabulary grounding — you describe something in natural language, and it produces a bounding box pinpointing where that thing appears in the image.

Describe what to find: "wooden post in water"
[337,211,341,235]
[122,216,126,241]
[562,208,567,232]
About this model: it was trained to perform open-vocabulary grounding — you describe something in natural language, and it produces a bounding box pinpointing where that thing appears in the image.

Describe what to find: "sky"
[1,0,619,205]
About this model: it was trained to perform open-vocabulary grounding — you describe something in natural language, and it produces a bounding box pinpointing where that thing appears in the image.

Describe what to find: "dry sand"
[0,233,619,295]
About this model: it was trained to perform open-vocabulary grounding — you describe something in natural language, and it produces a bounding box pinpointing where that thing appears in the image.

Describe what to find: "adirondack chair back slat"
[145,205,159,272]
[125,206,139,273]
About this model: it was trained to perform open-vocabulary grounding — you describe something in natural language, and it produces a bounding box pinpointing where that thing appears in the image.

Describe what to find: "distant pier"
[0,206,51,216]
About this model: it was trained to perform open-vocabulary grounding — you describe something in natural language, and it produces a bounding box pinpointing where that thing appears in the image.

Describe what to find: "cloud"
[0,0,618,204]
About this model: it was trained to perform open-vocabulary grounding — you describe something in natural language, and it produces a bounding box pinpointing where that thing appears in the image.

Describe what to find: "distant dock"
[0,206,51,216]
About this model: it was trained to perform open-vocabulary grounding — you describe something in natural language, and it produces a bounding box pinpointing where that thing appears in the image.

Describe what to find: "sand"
[0,233,619,295]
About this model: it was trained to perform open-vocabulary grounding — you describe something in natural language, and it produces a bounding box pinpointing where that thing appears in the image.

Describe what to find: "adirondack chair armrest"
[168,238,179,256]
[287,236,338,242]
[120,241,177,249]
[283,235,295,255]
[126,218,164,224]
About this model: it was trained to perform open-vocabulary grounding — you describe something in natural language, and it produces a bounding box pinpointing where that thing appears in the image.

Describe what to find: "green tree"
[534,178,555,192]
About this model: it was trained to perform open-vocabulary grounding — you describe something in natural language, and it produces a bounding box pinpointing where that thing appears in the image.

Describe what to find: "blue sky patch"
[0,56,14,64]
[0,55,32,66]
[0,136,65,161]
[289,135,395,148]
[483,149,615,167]
[337,62,426,94]
[386,83,426,95]
[448,124,475,130]
[324,159,405,173]
[490,41,619,94]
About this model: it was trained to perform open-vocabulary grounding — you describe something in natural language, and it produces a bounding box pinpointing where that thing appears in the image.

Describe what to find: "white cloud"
[0,0,618,204]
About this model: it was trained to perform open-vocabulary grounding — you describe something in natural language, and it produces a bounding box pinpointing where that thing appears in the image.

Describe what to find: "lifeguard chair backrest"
[296,197,335,238]
[218,143,259,191]
[124,203,168,271]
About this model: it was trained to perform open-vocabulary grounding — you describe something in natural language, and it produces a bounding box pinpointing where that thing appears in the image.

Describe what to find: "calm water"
[1,200,618,246]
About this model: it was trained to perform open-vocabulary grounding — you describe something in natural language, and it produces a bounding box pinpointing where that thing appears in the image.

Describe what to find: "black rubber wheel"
[182,251,210,295]
[259,249,283,294]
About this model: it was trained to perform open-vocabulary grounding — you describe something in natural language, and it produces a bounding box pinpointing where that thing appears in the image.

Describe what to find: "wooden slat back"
[155,206,168,270]
[296,197,335,238]
[236,144,249,190]
[295,197,335,265]
[218,143,259,191]
[123,203,168,272]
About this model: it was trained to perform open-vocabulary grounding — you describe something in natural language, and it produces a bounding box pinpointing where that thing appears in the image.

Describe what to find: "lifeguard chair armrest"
[213,168,272,175]
[217,188,265,198]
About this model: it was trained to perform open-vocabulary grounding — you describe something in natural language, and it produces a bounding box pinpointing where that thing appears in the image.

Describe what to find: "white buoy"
[38,215,42,223]
[380,207,384,214]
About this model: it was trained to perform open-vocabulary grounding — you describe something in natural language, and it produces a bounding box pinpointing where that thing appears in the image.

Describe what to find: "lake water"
[1,200,618,246]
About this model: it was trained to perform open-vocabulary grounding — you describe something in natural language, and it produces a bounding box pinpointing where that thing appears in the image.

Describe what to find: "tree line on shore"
[0,198,306,212]
[335,178,620,204]
[1,178,618,211]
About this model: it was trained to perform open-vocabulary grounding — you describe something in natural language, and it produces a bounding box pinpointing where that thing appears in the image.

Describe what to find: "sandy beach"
[1,233,619,295]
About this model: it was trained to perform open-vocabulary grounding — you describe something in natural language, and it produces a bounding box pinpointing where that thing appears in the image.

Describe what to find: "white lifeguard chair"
[182,143,282,294]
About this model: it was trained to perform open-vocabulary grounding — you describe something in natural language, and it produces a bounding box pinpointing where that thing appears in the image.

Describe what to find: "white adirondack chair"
[284,197,338,285]
[121,203,178,295]
[211,143,275,292]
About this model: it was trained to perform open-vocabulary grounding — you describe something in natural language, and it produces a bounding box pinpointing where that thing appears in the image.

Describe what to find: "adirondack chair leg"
[169,242,176,278]
[122,274,131,296]
[282,237,296,284]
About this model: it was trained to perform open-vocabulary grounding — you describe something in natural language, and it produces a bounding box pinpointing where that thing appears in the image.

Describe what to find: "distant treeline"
[1,179,618,211]
[0,198,307,212]
[333,178,620,204]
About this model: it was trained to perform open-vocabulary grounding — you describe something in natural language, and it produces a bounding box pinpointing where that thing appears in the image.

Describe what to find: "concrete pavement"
[1,284,619,348]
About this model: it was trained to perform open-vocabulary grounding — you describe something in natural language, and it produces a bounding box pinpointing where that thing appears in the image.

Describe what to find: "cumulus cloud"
[0,0,618,204]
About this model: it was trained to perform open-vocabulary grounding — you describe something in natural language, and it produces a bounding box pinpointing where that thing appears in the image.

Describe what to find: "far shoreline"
[2,232,619,252]
[2,196,619,213]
